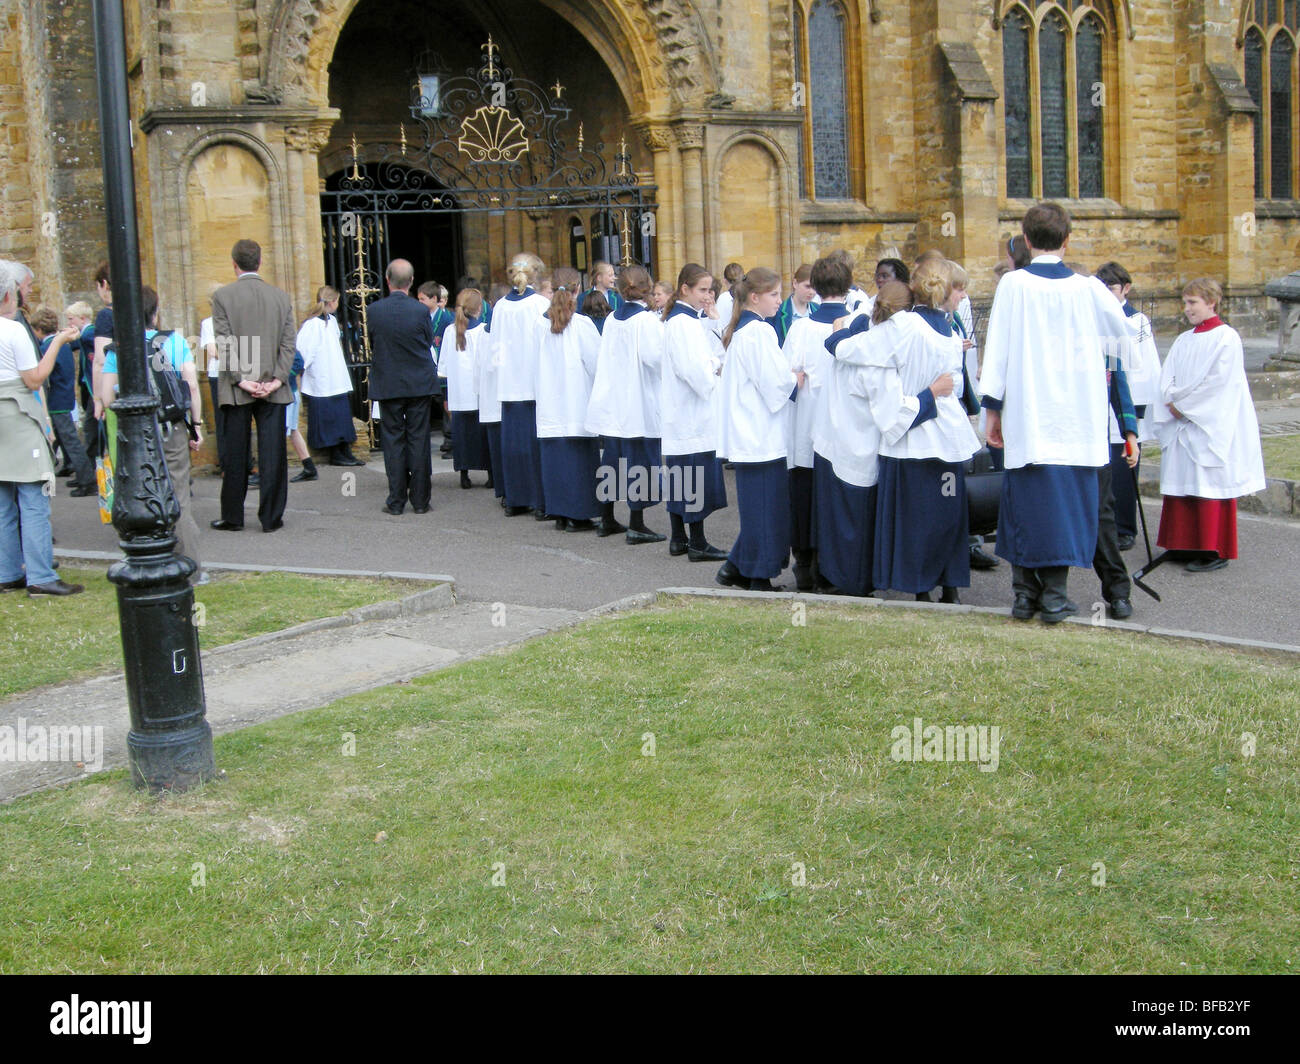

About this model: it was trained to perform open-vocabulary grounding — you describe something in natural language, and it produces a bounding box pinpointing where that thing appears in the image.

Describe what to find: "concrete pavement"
[42,441,1300,646]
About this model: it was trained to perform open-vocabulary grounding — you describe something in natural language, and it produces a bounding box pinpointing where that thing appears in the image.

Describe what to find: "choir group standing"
[430,200,1266,615]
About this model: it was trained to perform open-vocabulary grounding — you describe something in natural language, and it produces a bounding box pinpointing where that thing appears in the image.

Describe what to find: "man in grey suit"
[210,239,296,532]
[368,259,436,514]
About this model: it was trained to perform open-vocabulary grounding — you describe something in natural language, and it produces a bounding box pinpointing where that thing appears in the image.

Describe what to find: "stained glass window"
[1003,10,1033,198]
[1271,32,1294,198]
[808,0,850,198]
[1076,15,1105,198]
[1245,30,1266,198]
[1039,10,1070,198]
[1001,2,1114,199]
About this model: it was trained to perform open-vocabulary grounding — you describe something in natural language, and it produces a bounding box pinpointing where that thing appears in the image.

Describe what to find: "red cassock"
[1156,496,1238,559]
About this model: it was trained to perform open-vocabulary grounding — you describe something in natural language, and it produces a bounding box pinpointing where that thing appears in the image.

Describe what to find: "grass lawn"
[0,566,422,699]
[0,600,1294,974]
[1261,434,1300,481]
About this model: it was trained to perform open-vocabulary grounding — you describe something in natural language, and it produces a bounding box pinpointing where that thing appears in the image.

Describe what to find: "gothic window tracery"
[1243,2,1298,198]
[1000,1,1116,200]
[793,0,859,201]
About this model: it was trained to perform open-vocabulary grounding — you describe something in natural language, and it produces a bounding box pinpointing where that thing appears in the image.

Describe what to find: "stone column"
[635,121,679,280]
[673,123,707,266]
[285,121,335,311]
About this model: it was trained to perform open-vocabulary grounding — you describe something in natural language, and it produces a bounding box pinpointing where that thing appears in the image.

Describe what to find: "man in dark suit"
[210,239,296,533]
[367,259,437,514]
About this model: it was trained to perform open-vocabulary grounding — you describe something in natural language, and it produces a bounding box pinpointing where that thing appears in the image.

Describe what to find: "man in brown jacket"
[210,239,296,533]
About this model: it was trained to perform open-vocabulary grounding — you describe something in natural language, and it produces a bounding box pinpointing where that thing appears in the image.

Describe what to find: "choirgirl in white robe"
[492,275,550,514]
[861,308,980,598]
[783,301,847,589]
[296,308,358,462]
[438,310,490,485]
[661,298,728,558]
[584,294,665,540]
[535,297,602,528]
[715,309,795,589]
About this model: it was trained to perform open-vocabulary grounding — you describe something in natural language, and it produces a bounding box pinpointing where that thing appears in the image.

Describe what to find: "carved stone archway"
[263,0,717,115]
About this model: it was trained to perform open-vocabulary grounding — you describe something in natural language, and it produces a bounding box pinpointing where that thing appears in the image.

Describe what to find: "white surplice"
[296,314,353,397]
[661,303,722,455]
[535,312,601,439]
[979,257,1129,469]
[1154,322,1265,499]
[438,320,485,412]
[716,314,793,464]
[490,288,550,402]
[584,302,664,439]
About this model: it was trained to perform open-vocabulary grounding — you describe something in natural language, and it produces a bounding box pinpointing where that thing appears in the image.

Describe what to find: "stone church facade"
[1,0,1295,335]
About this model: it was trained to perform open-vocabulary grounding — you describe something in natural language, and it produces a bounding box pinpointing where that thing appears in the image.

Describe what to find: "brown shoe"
[27,579,85,597]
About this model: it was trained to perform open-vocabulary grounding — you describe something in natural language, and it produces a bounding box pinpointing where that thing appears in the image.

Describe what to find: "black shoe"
[54,466,73,477]
[1041,600,1079,625]
[1,577,26,591]
[460,471,472,489]
[596,515,627,537]
[485,476,494,490]
[262,519,284,533]
[1186,556,1229,573]
[792,564,814,592]
[1108,597,1133,620]
[1117,534,1136,552]
[412,506,430,514]
[534,510,553,521]
[382,503,405,516]
[748,578,775,592]
[688,543,728,563]
[969,545,1000,570]
[68,484,97,497]
[290,468,318,482]
[915,591,933,602]
[330,454,365,467]
[564,519,596,532]
[210,519,243,531]
[554,517,569,531]
[1011,594,1038,620]
[504,505,531,517]
[715,560,746,588]
[626,527,666,545]
[668,539,689,557]
[27,579,84,597]
[939,586,961,604]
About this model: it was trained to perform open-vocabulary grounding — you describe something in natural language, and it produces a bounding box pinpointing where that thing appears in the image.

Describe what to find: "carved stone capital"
[284,122,333,152]
[672,123,705,151]
[634,122,674,153]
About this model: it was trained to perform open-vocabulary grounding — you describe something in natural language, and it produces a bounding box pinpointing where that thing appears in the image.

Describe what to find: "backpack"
[147,331,196,437]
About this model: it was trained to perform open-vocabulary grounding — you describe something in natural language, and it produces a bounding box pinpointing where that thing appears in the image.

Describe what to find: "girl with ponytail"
[584,263,667,542]
[440,288,491,489]
[492,252,551,515]
[534,266,603,531]
[660,263,729,560]
[295,284,361,468]
[714,267,794,591]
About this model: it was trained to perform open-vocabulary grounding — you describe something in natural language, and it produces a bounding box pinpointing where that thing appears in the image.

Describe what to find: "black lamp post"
[93,0,216,791]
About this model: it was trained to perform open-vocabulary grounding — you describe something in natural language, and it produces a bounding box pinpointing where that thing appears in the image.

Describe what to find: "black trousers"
[379,396,432,510]
[221,399,287,529]
[210,377,255,475]
[1093,460,1131,602]
[1012,565,1071,613]
[1109,442,1139,539]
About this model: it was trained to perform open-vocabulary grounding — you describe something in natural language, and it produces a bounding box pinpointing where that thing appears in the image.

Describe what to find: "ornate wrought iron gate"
[320,37,658,390]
